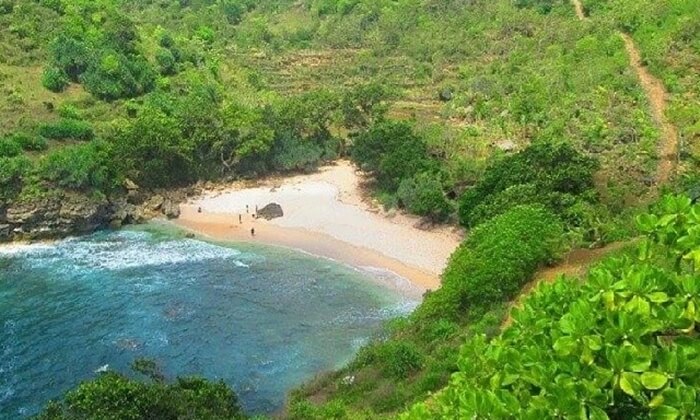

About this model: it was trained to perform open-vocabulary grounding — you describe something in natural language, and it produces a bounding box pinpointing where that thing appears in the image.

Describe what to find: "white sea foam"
[0,231,250,272]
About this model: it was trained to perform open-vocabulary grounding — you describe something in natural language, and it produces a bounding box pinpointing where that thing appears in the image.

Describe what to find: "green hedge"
[38,119,95,141]
[419,205,564,320]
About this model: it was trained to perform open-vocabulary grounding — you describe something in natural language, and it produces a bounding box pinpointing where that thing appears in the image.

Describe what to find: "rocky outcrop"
[162,199,180,219]
[257,203,284,220]
[3,193,112,241]
[0,185,191,243]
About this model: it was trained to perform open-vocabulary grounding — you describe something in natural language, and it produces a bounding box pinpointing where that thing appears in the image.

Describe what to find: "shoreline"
[172,208,441,290]
[173,161,463,291]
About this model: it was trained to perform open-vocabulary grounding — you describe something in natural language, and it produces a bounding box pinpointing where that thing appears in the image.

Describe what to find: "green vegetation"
[404,195,700,418]
[38,360,246,420]
[582,0,700,165]
[0,0,698,418]
[39,118,94,141]
[421,205,564,320]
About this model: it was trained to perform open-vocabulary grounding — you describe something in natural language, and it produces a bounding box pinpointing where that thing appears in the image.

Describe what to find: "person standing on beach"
[250,227,255,237]
[239,214,242,224]
[246,205,249,213]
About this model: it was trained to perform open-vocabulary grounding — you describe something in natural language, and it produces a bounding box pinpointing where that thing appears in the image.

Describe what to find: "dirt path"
[571,0,586,20]
[571,1,678,187]
[620,33,679,187]
[502,241,630,328]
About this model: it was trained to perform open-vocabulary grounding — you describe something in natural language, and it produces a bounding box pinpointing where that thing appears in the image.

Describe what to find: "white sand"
[178,161,463,285]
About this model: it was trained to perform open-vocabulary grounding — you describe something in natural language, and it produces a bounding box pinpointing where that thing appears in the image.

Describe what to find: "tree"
[351,121,435,191]
[42,66,70,92]
[37,372,246,419]
[397,171,452,221]
[458,141,598,227]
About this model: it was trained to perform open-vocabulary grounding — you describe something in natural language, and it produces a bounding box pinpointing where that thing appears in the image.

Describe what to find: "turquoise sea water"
[0,227,420,417]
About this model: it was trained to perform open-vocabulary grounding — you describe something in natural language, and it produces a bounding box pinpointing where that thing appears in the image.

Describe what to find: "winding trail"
[571,0,587,20]
[502,241,630,328]
[620,33,679,187]
[572,0,678,186]
[504,0,679,326]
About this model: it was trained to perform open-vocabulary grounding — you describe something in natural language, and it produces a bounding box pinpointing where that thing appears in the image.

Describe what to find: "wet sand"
[173,161,463,291]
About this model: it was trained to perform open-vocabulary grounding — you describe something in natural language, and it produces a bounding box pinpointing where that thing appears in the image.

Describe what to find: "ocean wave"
[0,231,249,272]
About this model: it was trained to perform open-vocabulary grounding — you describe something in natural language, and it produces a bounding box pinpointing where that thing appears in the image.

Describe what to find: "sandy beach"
[173,161,463,290]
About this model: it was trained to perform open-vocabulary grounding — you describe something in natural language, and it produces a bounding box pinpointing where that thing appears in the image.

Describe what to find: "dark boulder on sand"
[257,203,284,220]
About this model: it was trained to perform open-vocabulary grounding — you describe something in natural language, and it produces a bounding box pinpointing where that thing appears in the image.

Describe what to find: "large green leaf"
[619,372,642,397]
[553,336,577,356]
[650,405,680,420]
[588,405,609,420]
[641,372,668,390]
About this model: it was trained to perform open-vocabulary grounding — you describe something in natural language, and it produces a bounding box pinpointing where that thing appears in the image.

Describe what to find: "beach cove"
[174,160,463,291]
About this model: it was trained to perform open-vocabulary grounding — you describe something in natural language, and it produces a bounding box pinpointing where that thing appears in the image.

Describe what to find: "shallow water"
[0,227,420,417]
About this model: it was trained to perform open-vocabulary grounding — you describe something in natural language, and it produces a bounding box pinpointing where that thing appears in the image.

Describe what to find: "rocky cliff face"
[1,193,112,242]
[0,183,191,243]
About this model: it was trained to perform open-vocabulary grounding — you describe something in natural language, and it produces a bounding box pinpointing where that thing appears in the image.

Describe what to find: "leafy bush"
[404,195,700,419]
[41,66,69,92]
[351,121,435,192]
[397,172,452,221]
[420,205,564,320]
[156,47,177,76]
[48,34,89,82]
[269,135,325,172]
[0,137,22,158]
[37,372,245,419]
[6,132,48,151]
[458,141,598,228]
[36,142,117,192]
[80,52,155,101]
[0,156,31,202]
[38,119,94,141]
[56,104,82,120]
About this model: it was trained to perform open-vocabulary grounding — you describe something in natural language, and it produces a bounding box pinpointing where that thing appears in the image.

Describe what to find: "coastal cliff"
[0,184,189,243]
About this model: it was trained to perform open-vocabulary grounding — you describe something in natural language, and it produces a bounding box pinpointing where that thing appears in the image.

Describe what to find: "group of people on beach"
[196,204,258,236]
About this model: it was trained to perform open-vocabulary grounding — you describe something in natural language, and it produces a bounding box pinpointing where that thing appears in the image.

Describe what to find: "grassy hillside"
[1,0,698,418]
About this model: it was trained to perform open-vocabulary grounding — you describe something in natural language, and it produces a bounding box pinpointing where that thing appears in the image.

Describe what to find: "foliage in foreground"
[37,361,246,420]
[404,195,700,418]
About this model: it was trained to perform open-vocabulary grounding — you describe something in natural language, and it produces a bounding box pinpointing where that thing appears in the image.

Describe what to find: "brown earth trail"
[571,0,586,20]
[620,33,679,187]
[571,0,678,187]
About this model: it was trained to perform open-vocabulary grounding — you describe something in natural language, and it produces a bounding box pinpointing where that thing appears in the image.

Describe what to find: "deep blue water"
[0,227,420,418]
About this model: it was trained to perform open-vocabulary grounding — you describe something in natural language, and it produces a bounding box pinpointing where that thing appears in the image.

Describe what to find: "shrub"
[56,104,82,120]
[0,156,31,201]
[351,121,435,191]
[156,48,177,76]
[270,135,325,172]
[0,137,22,158]
[7,132,48,151]
[458,141,598,227]
[48,34,90,82]
[420,205,564,320]
[376,341,424,379]
[36,372,245,419]
[36,142,116,192]
[41,66,69,92]
[397,171,452,221]
[38,119,94,141]
[80,52,156,101]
